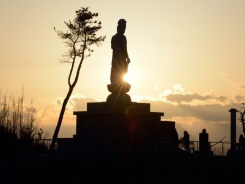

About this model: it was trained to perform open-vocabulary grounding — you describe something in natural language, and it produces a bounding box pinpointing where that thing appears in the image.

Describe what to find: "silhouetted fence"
[3,139,230,156]
[54,139,231,157]
[189,141,230,156]
[158,140,230,156]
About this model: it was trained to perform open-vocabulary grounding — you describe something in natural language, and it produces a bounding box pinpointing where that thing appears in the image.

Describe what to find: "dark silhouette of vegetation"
[237,104,245,153]
[0,89,48,157]
[50,7,106,151]
[239,103,245,136]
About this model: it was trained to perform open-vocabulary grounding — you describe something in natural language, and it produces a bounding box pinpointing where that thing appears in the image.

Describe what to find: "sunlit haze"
[1,0,245,142]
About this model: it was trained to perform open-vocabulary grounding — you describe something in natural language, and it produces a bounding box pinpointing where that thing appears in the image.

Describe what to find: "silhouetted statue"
[239,134,245,150]
[110,19,130,84]
[199,129,209,154]
[182,131,190,150]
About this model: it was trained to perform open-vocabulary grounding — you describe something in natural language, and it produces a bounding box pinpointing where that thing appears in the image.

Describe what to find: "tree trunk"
[50,86,74,151]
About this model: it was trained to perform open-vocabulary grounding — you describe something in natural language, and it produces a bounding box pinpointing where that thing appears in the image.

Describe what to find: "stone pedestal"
[74,101,162,141]
[68,101,177,156]
[57,82,178,157]
[107,82,130,94]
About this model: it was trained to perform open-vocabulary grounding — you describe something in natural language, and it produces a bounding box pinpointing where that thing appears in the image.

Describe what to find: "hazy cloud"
[50,94,99,117]
[234,95,245,103]
[166,93,212,103]
[154,84,229,106]
[140,98,240,123]
[169,116,201,126]
[139,98,243,141]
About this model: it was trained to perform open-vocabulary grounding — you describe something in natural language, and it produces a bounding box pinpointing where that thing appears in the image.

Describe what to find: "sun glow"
[123,73,130,83]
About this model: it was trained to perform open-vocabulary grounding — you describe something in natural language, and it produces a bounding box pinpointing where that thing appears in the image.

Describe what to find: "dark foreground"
[1,154,245,183]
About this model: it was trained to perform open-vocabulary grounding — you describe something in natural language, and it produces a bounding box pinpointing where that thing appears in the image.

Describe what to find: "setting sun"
[123,73,130,82]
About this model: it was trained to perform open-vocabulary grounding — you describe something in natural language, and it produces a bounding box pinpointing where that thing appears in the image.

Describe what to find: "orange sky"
[1,0,245,142]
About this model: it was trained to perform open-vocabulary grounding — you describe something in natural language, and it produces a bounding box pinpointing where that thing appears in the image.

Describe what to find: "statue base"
[56,99,179,157]
[107,82,131,94]
[106,93,131,104]
[55,83,179,157]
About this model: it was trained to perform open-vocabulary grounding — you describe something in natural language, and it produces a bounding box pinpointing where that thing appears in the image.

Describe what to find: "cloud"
[132,95,157,102]
[138,83,231,106]
[40,94,100,137]
[71,94,98,111]
[168,116,201,126]
[234,95,245,103]
[53,93,98,110]
[166,93,228,105]
[166,93,211,102]
[161,84,229,105]
[140,97,241,123]
[172,83,185,93]
[131,84,244,125]
[47,93,99,119]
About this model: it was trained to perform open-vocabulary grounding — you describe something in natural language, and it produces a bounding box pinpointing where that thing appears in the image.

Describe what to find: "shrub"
[0,89,48,155]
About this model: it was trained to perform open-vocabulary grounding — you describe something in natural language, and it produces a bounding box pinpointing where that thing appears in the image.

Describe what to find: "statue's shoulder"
[111,33,126,42]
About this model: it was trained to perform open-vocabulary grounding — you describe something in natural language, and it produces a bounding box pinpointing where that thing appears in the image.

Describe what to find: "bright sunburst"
[123,73,130,83]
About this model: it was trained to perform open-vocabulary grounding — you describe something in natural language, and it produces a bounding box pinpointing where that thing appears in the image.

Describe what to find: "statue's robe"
[110,33,129,84]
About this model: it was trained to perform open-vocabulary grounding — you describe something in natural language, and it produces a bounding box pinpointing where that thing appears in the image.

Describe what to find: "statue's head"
[117,19,126,34]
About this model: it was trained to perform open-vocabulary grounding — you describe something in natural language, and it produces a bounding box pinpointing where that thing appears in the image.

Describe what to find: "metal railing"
[188,140,230,156]
[6,139,231,156]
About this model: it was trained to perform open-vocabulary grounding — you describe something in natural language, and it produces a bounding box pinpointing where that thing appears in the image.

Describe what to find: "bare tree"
[50,7,106,151]
[239,103,245,136]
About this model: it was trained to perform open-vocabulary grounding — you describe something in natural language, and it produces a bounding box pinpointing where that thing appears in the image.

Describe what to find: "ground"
[1,154,245,183]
